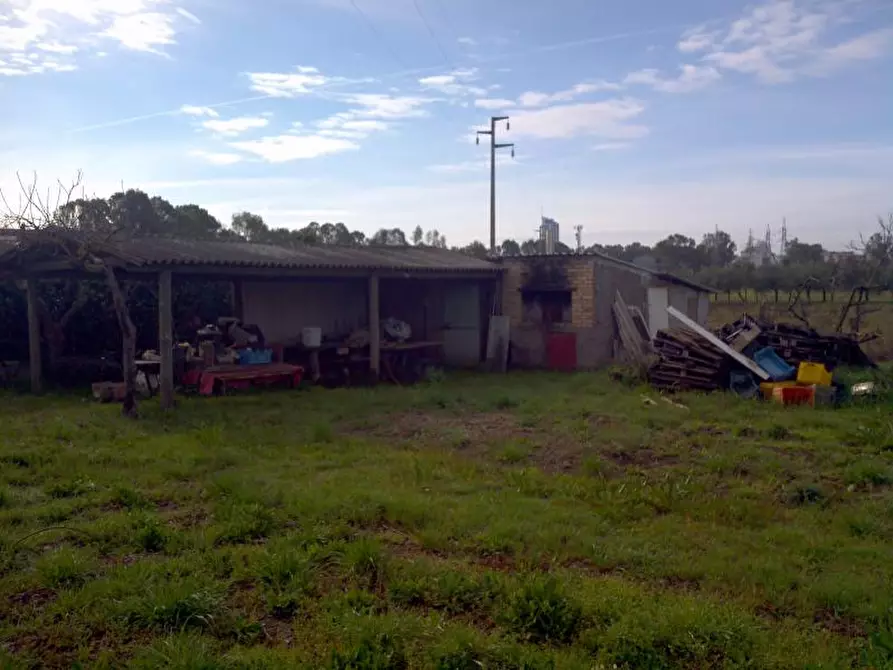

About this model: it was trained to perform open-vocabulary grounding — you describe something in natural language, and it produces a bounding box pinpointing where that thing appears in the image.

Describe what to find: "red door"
[546,332,577,371]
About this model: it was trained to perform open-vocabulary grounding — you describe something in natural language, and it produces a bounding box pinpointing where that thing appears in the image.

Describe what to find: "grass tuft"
[503,575,583,645]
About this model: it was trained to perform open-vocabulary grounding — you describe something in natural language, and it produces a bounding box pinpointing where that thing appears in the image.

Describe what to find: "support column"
[25,277,42,394]
[369,274,380,379]
[158,270,174,409]
[232,279,244,321]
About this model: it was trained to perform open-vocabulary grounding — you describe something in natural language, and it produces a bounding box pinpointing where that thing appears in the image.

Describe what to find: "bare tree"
[841,214,893,334]
[1,172,139,416]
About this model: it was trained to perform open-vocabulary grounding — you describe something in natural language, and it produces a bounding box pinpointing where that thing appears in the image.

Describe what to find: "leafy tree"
[108,190,162,235]
[370,228,408,246]
[653,234,701,272]
[698,229,737,267]
[500,239,521,256]
[424,229,447,248]
[520,239,540,255]
[231,212,267,241]
[456,240,488,259]
[412,225,424,246]
[784,238,824,266]
[174,204,222,240]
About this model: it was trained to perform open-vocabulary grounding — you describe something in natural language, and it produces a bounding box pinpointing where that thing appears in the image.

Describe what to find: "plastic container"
[302,327,322,348]
[753,347,796,381]
[759,381,797,401]
[238,348,273,365]
[797,361,832,386]
[772,385,814,406]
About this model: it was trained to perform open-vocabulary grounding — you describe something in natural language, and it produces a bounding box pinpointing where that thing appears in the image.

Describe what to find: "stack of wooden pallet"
[648,328,728,391]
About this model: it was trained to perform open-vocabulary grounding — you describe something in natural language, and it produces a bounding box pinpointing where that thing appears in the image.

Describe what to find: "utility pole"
[477,116,514,253]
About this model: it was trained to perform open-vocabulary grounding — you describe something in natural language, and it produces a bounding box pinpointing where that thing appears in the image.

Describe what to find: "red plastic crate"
[772,385,815,406]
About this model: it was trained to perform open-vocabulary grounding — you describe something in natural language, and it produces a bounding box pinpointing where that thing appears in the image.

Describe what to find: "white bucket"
[302,326,322,348]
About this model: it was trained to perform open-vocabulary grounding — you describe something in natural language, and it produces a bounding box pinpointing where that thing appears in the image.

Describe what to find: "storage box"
[753,347,796,381]
[772,385,814,406]
[797,362,832,386]
[760,381,797,401]
[237,348,273,365]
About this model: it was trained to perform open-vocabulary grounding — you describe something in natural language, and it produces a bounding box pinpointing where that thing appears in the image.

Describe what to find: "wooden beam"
[369,274,380,378]
[158,270,175,409]
[25,277,42,394]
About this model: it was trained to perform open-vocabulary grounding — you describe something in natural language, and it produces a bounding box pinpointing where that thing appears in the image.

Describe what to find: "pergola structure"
[0,233,502,409]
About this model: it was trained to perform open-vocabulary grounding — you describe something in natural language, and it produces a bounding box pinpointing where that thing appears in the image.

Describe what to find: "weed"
[127,582,223,632]
[765,424,792,440]
[329,632,407,670]
[498,443,529,465]
[111,486,149,510]
[36,548,94,589]
[504,575,583,644]
[45,478,96,499]
[129,633,227,669]
[135,516,169,553]
[845,459,893,489]
[785,481,827,506]
[311,421,335,444]
[344,538,387,590]
[214,503,276,545]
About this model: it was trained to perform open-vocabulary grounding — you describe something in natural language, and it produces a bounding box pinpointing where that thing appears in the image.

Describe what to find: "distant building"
[740,240,774,267]
[823,250,859,264]
[539,217,560,254]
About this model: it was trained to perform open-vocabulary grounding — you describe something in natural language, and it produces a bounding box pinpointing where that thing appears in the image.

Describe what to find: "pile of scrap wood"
[649,328,727,391]
[717,316,876,370]
[648,311,875,392]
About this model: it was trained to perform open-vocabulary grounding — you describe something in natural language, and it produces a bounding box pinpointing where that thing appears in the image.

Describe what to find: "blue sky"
[1,0,891,250]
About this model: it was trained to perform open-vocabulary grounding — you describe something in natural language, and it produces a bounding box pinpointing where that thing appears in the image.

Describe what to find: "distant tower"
[539,216,560,254]
[780,218,788,258]
[574,225,583,252]
[764,223,773,257]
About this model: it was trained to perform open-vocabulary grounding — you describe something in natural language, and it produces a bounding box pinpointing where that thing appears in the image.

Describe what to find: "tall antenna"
[574,225,583,252]
[780,217,788,257]
[765,223,773,256]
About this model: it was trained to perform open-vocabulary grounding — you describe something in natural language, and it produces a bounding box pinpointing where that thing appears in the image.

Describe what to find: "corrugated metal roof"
[499,250,715,293]
[0,232,500,274]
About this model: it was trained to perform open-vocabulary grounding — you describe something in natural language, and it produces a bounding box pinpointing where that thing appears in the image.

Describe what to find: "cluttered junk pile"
[615,298,879,405]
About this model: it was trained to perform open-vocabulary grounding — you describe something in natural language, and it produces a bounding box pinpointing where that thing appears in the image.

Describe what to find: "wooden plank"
[667,306,770,380]
[158,270,175,410]
[26,277,42,394]
[369,274,380,377]
[613,291,652,370]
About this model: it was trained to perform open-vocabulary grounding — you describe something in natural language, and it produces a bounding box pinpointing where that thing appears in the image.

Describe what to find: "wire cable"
[348,0,409,69]
[412,0,453,67]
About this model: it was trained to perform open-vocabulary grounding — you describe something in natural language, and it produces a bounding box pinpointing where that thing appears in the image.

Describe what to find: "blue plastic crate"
[752,347,796,382]
[238,348,273,365]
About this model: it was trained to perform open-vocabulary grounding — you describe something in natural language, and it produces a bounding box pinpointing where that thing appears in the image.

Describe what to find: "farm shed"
[499,252,713,370]
[0,232,501,405]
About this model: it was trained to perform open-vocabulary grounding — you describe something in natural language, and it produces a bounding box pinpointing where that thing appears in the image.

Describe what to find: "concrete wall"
[668,284,703,328]
[241,279,367,343]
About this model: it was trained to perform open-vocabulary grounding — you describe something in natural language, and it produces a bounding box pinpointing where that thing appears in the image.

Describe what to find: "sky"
[0,0,892,251]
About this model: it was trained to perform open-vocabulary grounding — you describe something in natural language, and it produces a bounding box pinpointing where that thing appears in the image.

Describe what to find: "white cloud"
[518,80,620,107]
[189,150,243,165]
[201,116,270,136]
[230,134,359,163]
[428,154,516,173]
[418,68,486,97]
[180,105,219,117]
[679,0,892,84]
[625,64,721,93]
[176,8,201,25]
[507,100,648,140]
[0,0,197,75]
[316,116,390,140]
[474,98,514,110]
[246,67,328,97]
[342,93,432,119]
[592,142,631,152]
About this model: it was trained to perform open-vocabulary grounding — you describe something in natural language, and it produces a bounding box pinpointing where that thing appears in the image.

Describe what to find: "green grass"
[1,373,893,667]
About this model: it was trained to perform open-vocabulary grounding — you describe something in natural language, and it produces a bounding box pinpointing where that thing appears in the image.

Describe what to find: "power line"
[348,0,409,69]
[412,0,452,67]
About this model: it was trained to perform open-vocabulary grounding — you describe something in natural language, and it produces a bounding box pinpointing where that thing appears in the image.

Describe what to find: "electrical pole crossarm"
[495,143,514,149]
[476,114,516,254]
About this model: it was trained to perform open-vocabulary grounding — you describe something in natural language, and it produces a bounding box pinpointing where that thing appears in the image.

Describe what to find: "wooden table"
[197,363,304,396]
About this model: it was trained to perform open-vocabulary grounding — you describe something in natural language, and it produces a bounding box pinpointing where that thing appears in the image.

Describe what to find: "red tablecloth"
[194,363,304,396]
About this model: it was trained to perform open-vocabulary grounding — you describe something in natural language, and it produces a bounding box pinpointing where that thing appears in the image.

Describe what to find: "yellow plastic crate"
[797,362,832,387]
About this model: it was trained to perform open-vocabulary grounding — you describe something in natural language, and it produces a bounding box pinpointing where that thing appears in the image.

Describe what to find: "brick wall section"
[501,263,524,324]
[568,259,596,327]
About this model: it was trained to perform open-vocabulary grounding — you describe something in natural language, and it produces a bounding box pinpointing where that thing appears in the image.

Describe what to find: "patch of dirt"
[347,410,591,474]
[8,587,56,609]
[813,608,867,638]
[604,448,681,468]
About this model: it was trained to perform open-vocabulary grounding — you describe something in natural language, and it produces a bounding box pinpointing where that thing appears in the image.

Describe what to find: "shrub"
[328,633,407,670]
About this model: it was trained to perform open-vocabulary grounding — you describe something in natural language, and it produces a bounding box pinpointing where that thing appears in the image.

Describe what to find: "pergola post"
[369,274,380,379]
[25,277,42,394]
[158,270,174,409]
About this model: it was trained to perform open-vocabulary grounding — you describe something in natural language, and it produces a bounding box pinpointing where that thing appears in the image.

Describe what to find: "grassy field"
[2,375,893,668]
